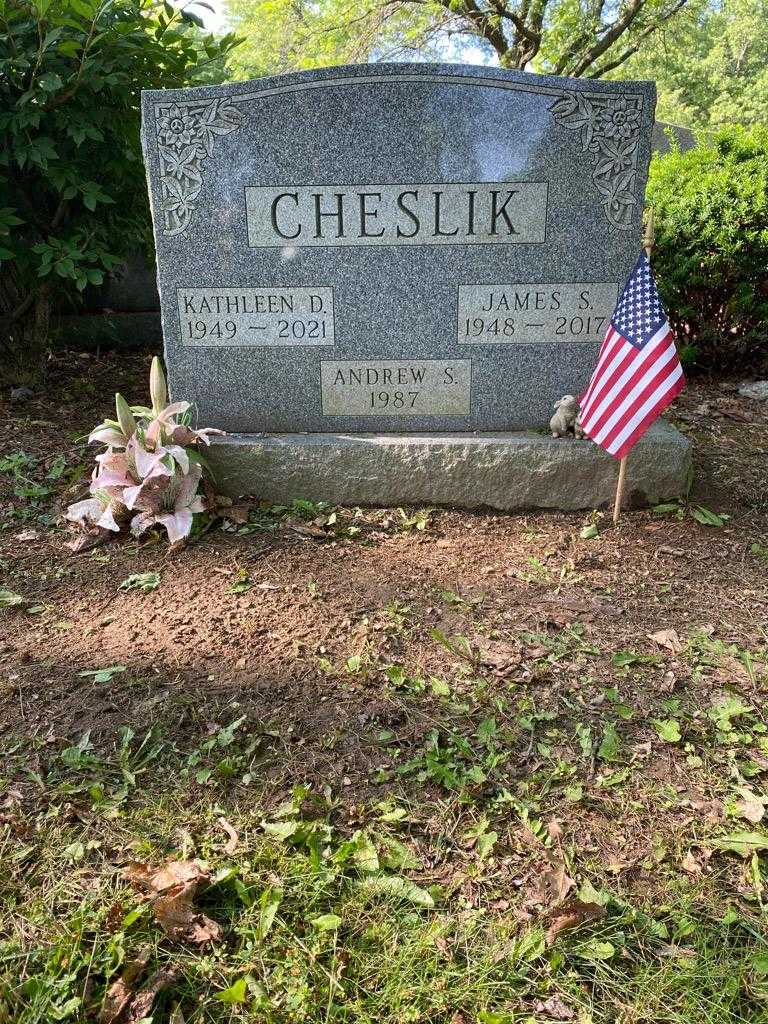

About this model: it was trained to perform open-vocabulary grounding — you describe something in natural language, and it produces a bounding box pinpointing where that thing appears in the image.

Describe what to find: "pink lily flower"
[144,401,191,448]
[130,463,206,544]
[167,424,225,447]
[65,494,128,533]
[91,449,136,493]
[88,421,130,448]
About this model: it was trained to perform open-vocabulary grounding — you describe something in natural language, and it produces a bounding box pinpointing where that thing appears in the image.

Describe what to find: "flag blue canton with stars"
[611,252,667,349]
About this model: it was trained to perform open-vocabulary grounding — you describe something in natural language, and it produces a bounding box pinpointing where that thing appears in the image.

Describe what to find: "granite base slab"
[206,421,691,512]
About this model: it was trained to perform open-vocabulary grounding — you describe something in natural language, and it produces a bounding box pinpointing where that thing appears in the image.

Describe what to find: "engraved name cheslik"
[263,187,524,243]
[153,85,642,237]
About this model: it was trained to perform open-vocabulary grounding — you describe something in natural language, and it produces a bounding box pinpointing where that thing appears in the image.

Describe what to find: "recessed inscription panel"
[321,360,471,416]
[177,287,334,346]
[246,183,548,248]
[458,283,619,344]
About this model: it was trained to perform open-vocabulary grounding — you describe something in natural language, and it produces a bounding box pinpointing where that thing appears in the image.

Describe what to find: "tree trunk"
[0,283,52,384]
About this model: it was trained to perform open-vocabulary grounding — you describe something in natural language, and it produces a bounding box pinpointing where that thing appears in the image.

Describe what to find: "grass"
[1,664,768,1024]
[3,783,767,1024]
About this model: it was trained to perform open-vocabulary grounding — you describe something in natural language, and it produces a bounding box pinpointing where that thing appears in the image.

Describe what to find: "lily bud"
[150,356,168,414]
[115,393,137,439]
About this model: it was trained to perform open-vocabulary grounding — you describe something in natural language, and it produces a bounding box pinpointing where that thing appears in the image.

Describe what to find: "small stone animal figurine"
[550,395,581,438]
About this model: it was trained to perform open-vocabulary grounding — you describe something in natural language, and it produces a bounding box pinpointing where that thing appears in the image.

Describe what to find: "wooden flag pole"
[612,456,628,525]
[613,208,656,525]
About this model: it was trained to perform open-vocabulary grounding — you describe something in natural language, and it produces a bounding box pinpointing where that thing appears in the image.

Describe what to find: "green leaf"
[430,676,450,697]
[578,939,616,961]
[612,650,662,667]
[261,820,298,840]
[78,665,126,683]
[351,832,379,873]
[380,837,420,870]
[598,767,630,788]
[580,523,599,539]
[477,830,499,860]
[711,832,768,857]
[214,977,248,1003]
[312,913,342,932]
[37,71,62,91]
[690,505,728,527]
[120,572,160,593]
[258,888,281,938]
[0,590,24,608]
[356,874,435,909]
[597,722,621,761]
[654,719,682,743]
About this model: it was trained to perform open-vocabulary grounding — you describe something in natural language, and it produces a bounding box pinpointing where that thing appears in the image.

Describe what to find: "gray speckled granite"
[141,63,656,434]
[205,420,691,511]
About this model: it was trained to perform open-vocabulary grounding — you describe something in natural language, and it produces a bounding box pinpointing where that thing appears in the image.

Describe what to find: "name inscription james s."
[177,287,334,346]
[246,183,548,248]
[458,282,619,344]
[321,360,471,415]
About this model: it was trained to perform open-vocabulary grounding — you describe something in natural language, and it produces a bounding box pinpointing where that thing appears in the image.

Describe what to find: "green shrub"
[0,0,239,380]
[646,125,768,370]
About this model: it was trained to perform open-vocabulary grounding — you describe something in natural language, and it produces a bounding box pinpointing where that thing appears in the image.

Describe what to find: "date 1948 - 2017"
[458,282,619,344]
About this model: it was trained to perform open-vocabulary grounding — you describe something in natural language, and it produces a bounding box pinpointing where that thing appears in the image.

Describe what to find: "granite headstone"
[141,63,657,434]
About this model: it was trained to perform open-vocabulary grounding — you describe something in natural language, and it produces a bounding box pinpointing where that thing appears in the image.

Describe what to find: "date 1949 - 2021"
[183,317,330,343]
[177,287,334,347]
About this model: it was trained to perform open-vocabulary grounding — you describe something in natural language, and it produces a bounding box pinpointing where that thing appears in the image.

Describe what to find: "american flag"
[579,253,684,460]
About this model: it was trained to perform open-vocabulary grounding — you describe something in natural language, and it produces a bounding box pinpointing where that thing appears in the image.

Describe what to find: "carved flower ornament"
[550,90,643,230]
[597,97,641,141]
[153,97,242,236]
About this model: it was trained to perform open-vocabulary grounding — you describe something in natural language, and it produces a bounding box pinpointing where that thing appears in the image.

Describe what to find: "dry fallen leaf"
[735,790,766,825]
[543,898,606,945]
[477,640,521,675]
[681,850,702,875]
[100,947,151,1024]
[288,519,330,539]
[648,628,684,654]
[534,996,576,1020]
[655,545,685,558]
[222,501,258,524]
[123,859,222,945]
[217,816,239,854]
[544,861,575,903]
[123,968,180,1024]
[65,528,111,553]
[16,529,40,542]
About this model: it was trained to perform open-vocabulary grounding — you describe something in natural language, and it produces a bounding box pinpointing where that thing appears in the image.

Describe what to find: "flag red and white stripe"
[579,253,684,460]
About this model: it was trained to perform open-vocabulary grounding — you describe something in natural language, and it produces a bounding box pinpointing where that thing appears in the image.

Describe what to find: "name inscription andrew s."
[321,360,471,416]
[246,183,548,248]
[177,287,334,346]
[457,282,619,343]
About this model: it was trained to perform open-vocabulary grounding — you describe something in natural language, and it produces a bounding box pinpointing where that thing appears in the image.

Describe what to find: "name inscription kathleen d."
[246,183,548,248]
[177,287,334,346]
[458,282,618,344]
[321,360,471,416]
